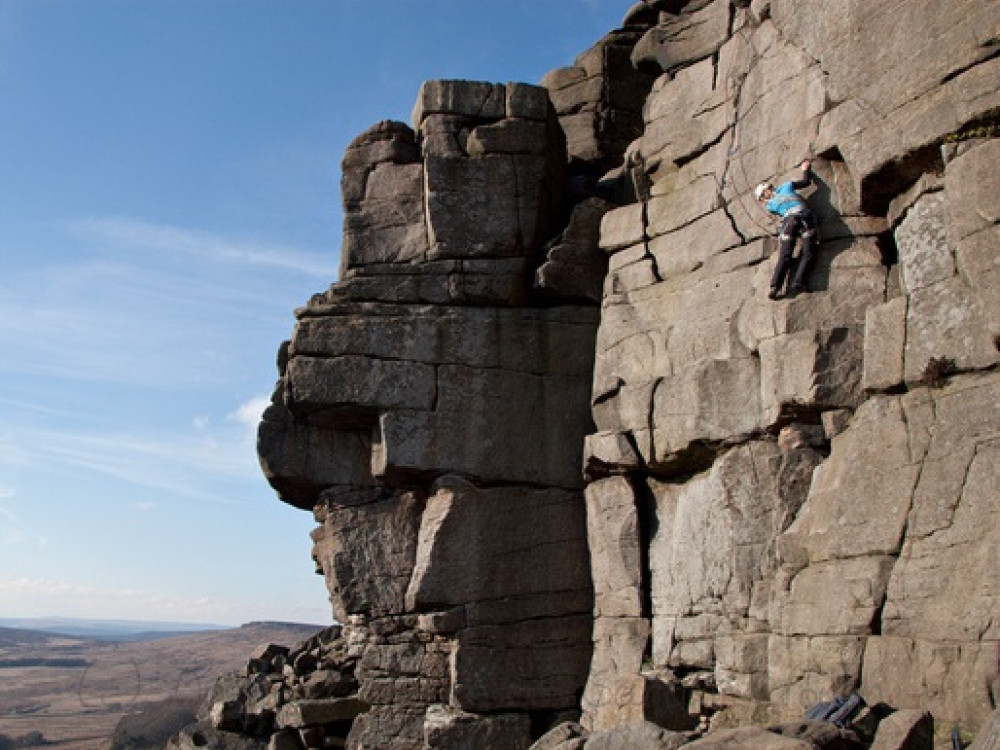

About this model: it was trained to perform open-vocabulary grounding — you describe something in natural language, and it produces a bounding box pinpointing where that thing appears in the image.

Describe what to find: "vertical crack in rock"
[718,30,757,245]
[627,472,656,627]
[508,153,526,261]
[934,440,986,541]
[642,199,663,282]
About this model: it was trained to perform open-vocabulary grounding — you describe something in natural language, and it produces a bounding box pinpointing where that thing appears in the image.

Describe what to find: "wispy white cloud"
[0,250,299,387]
[27,428,254,505]
[130,501,157,512]
[229,394,271,431]
[0,433,30,468]
[0,503,21,544]
[6,393,272,509]
[78,395,271,502]
[0,503,47,550]
[71,216,332,278]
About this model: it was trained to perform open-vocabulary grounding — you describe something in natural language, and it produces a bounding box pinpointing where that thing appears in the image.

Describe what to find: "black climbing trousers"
[770,210,817,294]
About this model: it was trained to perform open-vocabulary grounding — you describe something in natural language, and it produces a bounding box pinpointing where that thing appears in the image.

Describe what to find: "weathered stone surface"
[855,375,1000,730]
[714,635,769,701]
[285,355,436,418]
[767,635,866,722]
[335,260,531,307]
[775,0,1000,208]
[970,708,1000,750]
[424,153,551,261]
[341,161,427,270]
[600,203,646,252]
[411,80,506,129]
[167,726,267,750]
[893,150,1000,385]
[310,490,423,622]
[346,705,425,750]
[759,324,865,423]
[868,709,933,750]
[604,249,658,293]
[863,298,907,392]
[209,699,244,732]
[423,704,531,750]
[467,119,550,156]
[652,356,762,464]
[770,720,865,750]
[536,197,613,302]
[262,75,602,740]
[896,192,953,294]
[647,171,721,234]
[632,0,729,73]
[373,365,594,489]
[452,615,593,712]
[267,729,303,750]
[530,721,587,750]
[641,57,729,172]
[820,409,852,439]
[506,82,552,121]
[291,304,597,376]
[883,378,1000,641]
[276,698,368,728]
[584,476,642,618]
[774,556,895,637]
[542,29,656,170]
[339,121,424,276]
[684,725,815,749]
[648,209,744,280]
[263,303,599,498]
[776,396,916,565]
[648,444,786,667]
[258,403,374,509]
[584,720,690,750]
[583,429,643,476]
[904,275,995,382]
[405,475,590,615]
[580,617,651,732]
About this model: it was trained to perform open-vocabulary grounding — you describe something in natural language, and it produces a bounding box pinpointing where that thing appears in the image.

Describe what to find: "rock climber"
[755,158,817,300]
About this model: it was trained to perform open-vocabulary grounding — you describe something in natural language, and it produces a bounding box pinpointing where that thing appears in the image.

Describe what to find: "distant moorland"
[0,620,324,749]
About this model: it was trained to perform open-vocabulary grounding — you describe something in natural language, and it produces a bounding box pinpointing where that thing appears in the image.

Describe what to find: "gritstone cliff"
[183,1,1000,748]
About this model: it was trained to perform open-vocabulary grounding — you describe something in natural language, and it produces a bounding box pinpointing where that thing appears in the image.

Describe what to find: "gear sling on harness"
[772,208,817,294]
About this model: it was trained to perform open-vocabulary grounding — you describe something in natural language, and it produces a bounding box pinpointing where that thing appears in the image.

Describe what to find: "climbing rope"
[720,21,776,235]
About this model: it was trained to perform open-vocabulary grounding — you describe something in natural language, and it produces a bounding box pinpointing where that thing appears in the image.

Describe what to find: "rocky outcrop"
[256,76,623,749]
[576,0,1000,741]
[166,626,352,750]
[243,1,1000,748]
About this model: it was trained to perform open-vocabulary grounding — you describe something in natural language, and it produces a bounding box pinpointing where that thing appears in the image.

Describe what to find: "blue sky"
[0,0,628,626]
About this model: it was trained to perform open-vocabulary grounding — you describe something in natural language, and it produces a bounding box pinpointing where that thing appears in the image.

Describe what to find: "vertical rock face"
[578,0,1000,740]
[257,1,1000,747]
[258,78,624,749]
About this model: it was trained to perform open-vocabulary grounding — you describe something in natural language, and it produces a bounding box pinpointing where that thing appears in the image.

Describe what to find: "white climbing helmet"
[754,181,773,200]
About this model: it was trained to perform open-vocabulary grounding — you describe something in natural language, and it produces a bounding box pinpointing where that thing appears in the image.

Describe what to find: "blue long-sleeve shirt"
[766,171,812,217]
